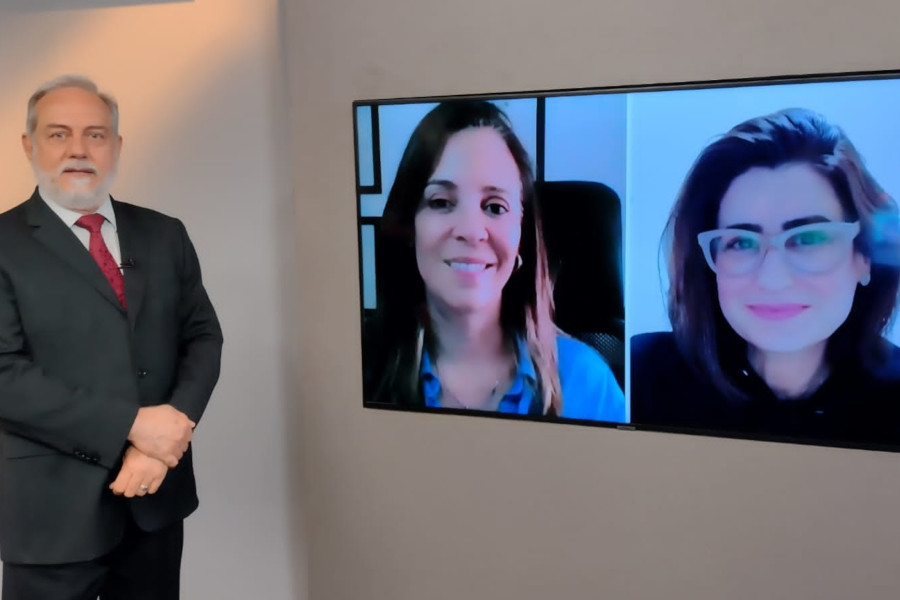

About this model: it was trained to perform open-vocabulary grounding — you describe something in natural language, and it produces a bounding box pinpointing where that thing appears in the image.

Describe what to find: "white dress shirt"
[39,190,123,269]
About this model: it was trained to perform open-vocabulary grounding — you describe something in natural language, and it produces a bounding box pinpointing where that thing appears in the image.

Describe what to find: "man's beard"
[32,159,117,212]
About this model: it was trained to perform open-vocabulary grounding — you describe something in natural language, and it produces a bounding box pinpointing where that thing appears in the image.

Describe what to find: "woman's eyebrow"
[721,216,834,232]
[481,185,511,194]
[782,215,832,230]
[722,223,763,233]
[425,181,512,196]
[425,179,456,189]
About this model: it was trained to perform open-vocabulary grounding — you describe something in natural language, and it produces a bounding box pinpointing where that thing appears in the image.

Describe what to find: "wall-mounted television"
[354,69,900,453]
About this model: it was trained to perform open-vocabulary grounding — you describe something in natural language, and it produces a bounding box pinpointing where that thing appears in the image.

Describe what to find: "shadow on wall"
[0,0,192,13]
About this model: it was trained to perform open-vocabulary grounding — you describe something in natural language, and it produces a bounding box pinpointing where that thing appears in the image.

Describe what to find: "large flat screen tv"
[354,69,900,453]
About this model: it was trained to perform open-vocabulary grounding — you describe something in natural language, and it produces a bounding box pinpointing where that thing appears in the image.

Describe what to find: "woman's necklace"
[434,361,509,411]
[441,378,503,410]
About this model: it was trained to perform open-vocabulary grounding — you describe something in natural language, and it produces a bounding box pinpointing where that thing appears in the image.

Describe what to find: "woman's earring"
[860,272,871,286]
[514,254,523,272]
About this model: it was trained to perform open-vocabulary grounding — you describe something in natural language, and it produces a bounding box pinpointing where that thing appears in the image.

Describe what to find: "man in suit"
[0,75,223,599]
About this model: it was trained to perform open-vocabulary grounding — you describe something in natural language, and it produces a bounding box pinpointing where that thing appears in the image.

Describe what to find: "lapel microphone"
[120,258,136,269]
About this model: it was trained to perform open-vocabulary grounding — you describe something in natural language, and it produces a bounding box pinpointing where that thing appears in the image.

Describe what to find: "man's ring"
[139,485,149,493]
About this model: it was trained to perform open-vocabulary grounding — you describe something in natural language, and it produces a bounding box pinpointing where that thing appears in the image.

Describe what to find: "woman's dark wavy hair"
[665,107,900,401]
[372,101,561,414]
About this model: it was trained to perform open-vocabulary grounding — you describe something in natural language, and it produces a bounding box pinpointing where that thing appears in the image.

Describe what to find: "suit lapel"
[112,200,147,329]
[24,192,125,314]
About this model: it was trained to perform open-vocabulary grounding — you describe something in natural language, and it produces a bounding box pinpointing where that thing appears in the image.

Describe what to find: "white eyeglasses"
[696,221,861,276]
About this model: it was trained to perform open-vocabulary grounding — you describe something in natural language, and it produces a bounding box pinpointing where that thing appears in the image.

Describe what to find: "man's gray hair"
[26,74,119,137]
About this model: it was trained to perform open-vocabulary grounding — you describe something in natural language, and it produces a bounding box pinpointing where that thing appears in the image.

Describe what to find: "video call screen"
[354,70,900,453]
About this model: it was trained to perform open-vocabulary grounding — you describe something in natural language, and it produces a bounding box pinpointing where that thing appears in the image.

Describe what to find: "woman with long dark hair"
[369,100,624,421]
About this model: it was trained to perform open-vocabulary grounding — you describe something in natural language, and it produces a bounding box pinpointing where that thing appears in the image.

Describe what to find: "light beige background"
[285,0,900,599]
[2,0,900,599]
[0,0,301,598]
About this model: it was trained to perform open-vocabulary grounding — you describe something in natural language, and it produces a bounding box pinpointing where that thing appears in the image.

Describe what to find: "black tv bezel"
[352,67,900,454]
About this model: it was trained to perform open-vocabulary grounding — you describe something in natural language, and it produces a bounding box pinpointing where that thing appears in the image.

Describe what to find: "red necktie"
[74,214,127,309]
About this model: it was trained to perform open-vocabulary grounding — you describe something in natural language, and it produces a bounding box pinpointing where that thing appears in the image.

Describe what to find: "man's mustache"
[57,161,97,176]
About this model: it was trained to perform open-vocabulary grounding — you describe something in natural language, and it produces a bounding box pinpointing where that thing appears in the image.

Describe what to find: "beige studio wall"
[285,0,900,599]
[0,1,303,598]
[3,0,900,598]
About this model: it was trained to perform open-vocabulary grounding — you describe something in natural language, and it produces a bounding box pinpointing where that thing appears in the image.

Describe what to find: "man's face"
[22,86,122,212]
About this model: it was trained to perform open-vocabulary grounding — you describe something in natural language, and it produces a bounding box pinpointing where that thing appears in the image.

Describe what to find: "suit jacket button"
[137,369,148,378]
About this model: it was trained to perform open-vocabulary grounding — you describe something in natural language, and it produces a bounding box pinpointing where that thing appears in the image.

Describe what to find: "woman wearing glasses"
[630,108,900,446]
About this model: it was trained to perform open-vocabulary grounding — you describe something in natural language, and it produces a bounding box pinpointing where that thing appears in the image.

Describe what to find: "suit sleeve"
[0,266,138,469]
[167,220,223,423]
